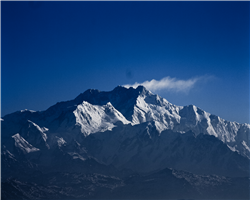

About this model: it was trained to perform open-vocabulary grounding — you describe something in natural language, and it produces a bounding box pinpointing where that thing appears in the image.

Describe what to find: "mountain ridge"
[2,85,250,199]
[2,85,250,177]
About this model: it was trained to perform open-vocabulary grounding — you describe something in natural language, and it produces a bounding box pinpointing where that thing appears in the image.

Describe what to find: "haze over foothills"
[1,1,249,124]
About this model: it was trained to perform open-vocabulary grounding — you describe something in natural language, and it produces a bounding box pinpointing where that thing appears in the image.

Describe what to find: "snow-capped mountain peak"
[2,85,250,158]
[2,88,250,200]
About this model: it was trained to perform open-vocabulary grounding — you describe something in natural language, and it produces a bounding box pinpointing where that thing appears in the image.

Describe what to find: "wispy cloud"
[123,76,213,93]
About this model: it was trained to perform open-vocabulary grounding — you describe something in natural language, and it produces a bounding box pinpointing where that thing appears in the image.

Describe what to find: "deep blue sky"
[1,1,249,124]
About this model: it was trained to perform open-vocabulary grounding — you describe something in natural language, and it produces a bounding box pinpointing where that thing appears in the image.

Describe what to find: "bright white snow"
[73,101,130,136]
[12,133,40,153]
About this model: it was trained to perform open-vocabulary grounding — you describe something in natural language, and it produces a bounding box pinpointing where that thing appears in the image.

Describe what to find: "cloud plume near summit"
[123,76,212,93]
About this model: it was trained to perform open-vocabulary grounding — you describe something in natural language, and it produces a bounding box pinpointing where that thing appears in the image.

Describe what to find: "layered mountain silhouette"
[2,86,250,199]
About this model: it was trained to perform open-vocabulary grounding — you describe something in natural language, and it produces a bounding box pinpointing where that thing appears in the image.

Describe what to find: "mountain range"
[2,85,250,199]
